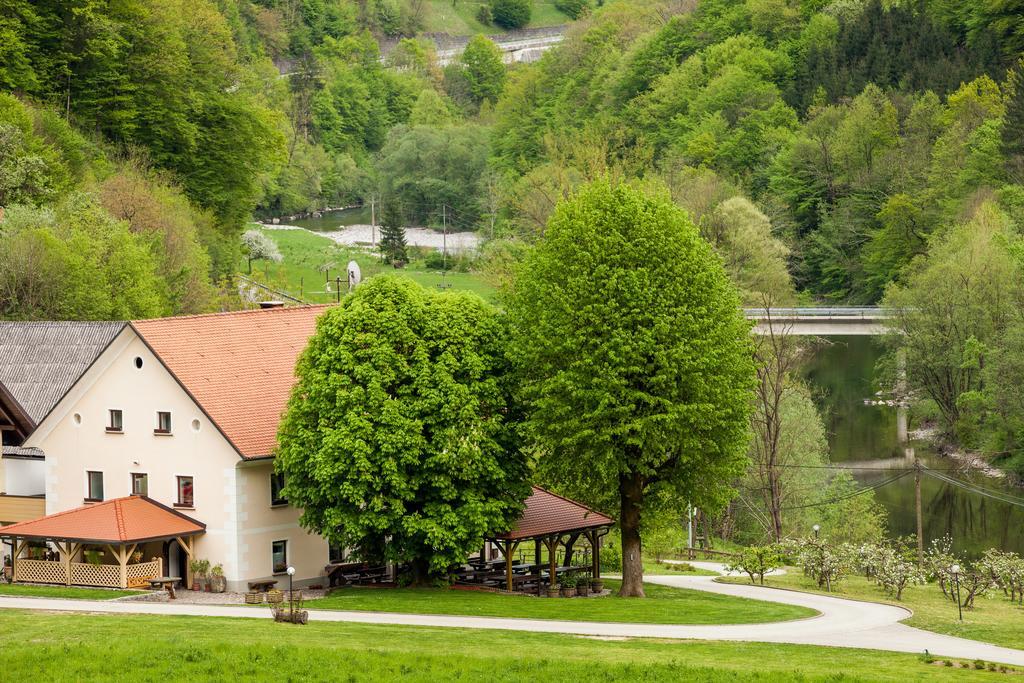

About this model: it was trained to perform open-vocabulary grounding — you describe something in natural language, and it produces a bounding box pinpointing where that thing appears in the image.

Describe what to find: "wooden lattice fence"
[126,559,162,588]
[69,562,121,587]
[14,559,67,584]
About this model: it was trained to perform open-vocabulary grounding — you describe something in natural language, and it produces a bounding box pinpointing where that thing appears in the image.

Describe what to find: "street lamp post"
[287,566,295,616]
[950,564,962,621]
[812,524,820,540]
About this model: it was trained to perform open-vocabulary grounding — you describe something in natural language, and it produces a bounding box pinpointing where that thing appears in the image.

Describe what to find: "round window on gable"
[73,413,82,426]
[134,356,144,369]
[191,419,201,433]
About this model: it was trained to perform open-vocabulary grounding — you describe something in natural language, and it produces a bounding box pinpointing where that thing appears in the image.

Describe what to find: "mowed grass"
[0,583,141,600]
[720,570,1024,650]
[420,0,570,34]
[304,578,815,625]
[0,609,1013,682]
[242,227,497,303]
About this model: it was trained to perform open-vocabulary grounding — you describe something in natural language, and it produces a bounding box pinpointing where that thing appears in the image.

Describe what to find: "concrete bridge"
[430,26,566,66]
[745,307,891,336]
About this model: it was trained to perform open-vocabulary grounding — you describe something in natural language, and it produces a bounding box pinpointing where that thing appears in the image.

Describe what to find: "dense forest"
[3,0,1024,480]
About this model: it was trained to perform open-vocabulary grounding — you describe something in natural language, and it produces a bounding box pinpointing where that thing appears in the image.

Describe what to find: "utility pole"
[370,195,376,247]
[915,452,924,566]
[442,205,448,272]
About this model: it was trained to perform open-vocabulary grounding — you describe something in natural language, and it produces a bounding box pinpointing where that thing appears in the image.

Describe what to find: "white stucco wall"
[26,328,328,587]
[1,457,44,496]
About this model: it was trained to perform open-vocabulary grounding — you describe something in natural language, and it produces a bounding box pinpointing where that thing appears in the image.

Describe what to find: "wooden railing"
[14,557,161,588]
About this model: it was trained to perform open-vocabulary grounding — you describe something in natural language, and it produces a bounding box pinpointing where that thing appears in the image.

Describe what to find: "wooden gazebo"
[0,495,204,589]
[487,487,613,592]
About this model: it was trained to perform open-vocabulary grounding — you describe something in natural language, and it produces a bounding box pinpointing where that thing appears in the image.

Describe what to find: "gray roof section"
[0,322,126,424]
[2,445,44,459]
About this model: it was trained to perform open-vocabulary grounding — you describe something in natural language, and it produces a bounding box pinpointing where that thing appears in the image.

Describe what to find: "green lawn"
[304,578,815,625]
[243,227,497,303]
[0,610,1014,681]
[420,1,570,34]
[0,584,141,600]
[720,570,1024,651]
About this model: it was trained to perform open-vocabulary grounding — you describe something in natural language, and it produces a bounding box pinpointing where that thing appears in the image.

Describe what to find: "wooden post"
[63,541,78,586]
[175,536,194,587]
[11,538,21,583]
[915,455,924,567]
[547,535,558,587]
[109,544,128,588]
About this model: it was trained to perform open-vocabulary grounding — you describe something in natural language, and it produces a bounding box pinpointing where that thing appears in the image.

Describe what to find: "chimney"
[259,301,285,309]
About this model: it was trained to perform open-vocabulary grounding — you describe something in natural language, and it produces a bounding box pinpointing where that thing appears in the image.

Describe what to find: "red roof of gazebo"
[494,487,613,541]
[0,495,205,544]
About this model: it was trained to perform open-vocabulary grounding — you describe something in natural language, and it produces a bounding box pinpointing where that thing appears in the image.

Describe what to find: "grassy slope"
[0,584,141,600]
[0,610,1012,681]
[243,228,497,303]
[719,571,1024,651]
[305,578,814,624]
[421,1,569,34]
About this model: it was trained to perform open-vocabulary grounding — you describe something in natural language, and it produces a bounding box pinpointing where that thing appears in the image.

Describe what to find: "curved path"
[2,563,1023,666]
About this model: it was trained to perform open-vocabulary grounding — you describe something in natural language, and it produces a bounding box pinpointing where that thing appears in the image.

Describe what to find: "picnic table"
[248,580,278,593]
[148,576,182,599]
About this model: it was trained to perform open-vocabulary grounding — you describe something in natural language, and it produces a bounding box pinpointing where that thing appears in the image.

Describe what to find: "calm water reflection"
[277,206,372,232]
[803,336,1024,557]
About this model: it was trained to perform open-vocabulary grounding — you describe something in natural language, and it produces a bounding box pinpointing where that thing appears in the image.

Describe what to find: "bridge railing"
[743,307,893,319]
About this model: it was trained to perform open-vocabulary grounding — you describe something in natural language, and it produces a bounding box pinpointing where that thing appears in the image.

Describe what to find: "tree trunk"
[561,533,580,567]
[618,471,645,598]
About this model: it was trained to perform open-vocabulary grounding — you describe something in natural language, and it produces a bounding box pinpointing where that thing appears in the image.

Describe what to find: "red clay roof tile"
[496,487,614,540]
[0,496,204,543]
[132,305,329,459]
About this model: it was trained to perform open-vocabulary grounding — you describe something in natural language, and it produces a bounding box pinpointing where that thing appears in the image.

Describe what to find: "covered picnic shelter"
[0,495,204,589]
[485,486,613,592]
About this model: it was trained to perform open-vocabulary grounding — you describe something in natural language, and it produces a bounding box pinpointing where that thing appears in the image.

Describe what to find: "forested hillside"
[4,0,1024,472]
[0,0,570,319]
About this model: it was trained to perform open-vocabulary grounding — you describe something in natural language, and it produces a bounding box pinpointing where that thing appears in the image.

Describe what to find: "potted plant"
[560,572,578,598]
[197,559,211,591]
[590,578,604,593]
[189,559,202,591]
[84,549,103,567]
[577,577,590,597]
[546,582,561,598]
[210,564,225,593]
[131,550,143,564]
[3,555,11,582]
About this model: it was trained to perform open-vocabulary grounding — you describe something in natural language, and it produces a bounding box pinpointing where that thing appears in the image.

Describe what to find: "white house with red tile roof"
[8,305,335,591]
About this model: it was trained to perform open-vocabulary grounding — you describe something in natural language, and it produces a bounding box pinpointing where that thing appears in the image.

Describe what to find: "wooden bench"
[148,577,182,599]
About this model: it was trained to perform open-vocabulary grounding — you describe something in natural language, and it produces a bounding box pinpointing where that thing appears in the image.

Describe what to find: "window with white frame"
[270,472,287,506]
[131,472,148,496]
[107,409,123,432]
[176,475,194,507]
[272,540,288,574]
[155,411,172,434]
[86,471,104,501]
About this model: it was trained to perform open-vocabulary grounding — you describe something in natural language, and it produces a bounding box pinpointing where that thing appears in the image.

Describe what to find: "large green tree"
[276,277,531,583]
[507,180,756,597]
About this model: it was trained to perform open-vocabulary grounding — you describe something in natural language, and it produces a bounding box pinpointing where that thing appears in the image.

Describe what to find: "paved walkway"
[2,563,1023,666]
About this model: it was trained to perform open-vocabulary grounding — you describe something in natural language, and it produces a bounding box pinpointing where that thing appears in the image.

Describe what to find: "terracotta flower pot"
[590,579,604,593]
[546,586,560,598]
[561,586,577,598]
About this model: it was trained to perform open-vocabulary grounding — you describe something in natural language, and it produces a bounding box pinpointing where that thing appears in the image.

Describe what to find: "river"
[804,336,1024,557]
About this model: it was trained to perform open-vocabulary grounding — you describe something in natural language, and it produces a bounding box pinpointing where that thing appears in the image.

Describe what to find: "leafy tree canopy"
[276,277,531,583]
[508,179,756,596]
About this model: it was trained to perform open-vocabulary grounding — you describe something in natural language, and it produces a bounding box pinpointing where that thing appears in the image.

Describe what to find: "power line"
[922,468,1024,509]
[781,470,914,510]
